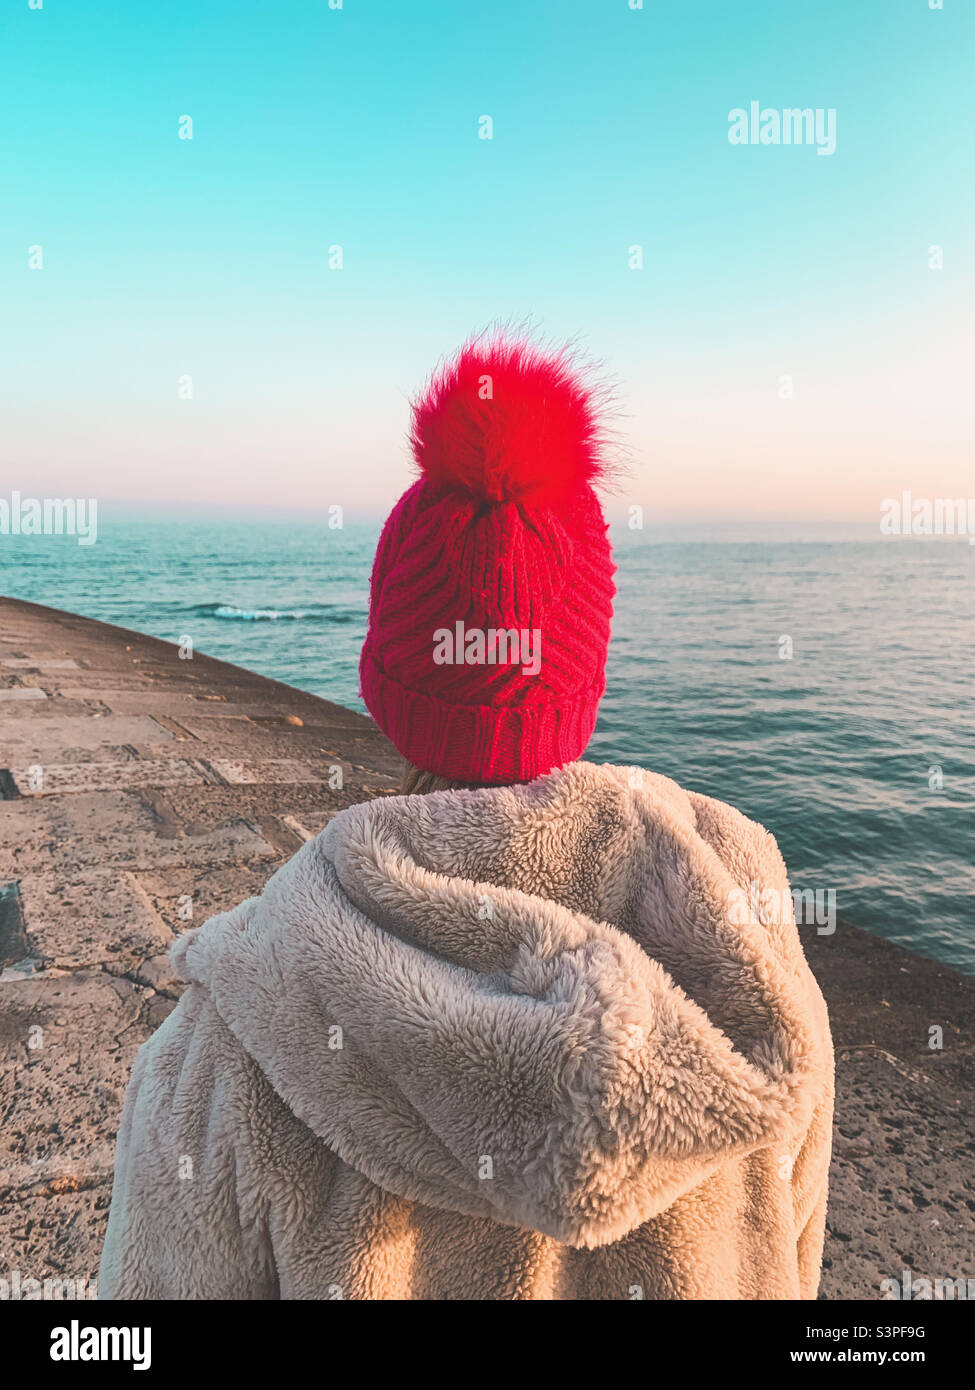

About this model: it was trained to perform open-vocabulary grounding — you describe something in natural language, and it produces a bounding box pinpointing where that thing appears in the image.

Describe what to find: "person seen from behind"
[100,332,834,1300]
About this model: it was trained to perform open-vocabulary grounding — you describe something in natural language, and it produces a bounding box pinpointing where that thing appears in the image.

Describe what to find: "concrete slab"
[136,864,275,936]
[206,757,331,785]
[0,713,176,757]
[0,1187,106,1292]
[0,970,163,1284]
[0,697,109,721]
[821,1049,975,1298]
[1,659,81,671]
[0,792,279,877]
[14,870,173,970]
[9,759,206,797]
[61,691,262,716]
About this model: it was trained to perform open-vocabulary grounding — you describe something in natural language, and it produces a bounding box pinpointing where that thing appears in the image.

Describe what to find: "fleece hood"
[171,762,827,1250]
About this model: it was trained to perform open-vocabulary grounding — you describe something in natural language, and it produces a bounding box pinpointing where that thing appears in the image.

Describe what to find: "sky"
[2,0,972,524]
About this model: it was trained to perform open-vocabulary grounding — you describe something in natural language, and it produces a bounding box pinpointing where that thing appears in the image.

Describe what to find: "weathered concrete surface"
[1,594,972,1300]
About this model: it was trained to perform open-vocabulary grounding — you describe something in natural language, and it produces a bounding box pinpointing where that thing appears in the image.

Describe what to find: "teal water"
[2,518,973,973]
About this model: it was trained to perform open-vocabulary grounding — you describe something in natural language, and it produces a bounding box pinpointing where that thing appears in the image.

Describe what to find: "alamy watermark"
[0,1268,97,1299]
[433,621,541,676]
[881,1268,975,1300]
[0,492,97,546]
[729,880,836,935]
[49,1320,151,1371]
[728,101,836,156]
[880,492,975,543]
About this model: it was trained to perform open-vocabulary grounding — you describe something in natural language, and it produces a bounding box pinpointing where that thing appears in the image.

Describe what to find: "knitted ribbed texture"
[359,338,617,784]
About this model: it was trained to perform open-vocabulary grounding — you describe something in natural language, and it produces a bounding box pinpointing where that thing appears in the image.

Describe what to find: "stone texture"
[14,871,172,971]
[821,1049,975,1299]
[10,759,206,796]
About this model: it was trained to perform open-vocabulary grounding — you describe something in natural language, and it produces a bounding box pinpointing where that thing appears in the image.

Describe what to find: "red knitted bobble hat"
[359,333,617,785]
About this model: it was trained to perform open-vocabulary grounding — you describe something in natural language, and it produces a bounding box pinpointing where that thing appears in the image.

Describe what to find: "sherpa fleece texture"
[100,763,833,1301]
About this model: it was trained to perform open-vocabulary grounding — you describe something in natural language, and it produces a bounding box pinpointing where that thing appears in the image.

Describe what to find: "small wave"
[212,604,308,621]
[189,602,356,623]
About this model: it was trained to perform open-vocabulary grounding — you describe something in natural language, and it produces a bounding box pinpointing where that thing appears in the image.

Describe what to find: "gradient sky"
[2,0,972,522]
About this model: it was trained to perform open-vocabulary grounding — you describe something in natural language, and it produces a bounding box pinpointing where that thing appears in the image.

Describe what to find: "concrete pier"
[1,595,972,1300]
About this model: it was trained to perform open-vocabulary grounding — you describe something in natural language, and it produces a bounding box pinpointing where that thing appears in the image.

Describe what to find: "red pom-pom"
[410,334,607,505]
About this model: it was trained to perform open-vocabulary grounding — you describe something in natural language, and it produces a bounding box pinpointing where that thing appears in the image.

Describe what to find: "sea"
[2,515,972,974]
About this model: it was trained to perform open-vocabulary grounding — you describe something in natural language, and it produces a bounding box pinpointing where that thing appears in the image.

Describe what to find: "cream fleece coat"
[100,763,833,1301]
